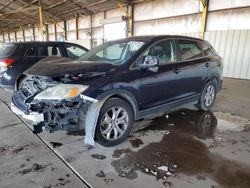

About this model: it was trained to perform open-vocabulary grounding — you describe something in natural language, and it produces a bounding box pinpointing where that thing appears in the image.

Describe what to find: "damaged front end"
[11,75,94,134]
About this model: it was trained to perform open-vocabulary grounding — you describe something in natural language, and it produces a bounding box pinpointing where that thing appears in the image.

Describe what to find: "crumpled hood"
[24,56,116,77]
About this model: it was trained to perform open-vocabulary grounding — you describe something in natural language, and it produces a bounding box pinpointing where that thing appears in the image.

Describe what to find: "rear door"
[22,44,39,68]
[11,44,39,79]
[174,39,205,98]
[37,43,63,61]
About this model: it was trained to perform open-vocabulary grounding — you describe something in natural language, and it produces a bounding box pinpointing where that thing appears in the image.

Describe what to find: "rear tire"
[95,98,134,147]
[196,81,217,111]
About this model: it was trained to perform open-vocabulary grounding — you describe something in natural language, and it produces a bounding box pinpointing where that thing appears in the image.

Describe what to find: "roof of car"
[9,41,79,45]
[117,35,206,42]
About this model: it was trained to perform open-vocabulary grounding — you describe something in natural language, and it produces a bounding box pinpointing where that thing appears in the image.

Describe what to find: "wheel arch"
[96,89,139,120]
[15,74,26,90]
[203,74,220,92]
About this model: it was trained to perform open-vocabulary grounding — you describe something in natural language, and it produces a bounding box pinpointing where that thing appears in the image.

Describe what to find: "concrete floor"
[0,78,250,188]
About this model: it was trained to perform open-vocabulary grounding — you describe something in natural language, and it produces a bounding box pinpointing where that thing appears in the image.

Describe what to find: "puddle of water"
[50,142,63,149]
[96,170,106,177]
[112,148,132,158]
[91,154,106,160]
[17,163,50,175]
[112,109,250,188]
[135,109,217,139]
[129,138,144,148]
[66,130,85,136]
[0,145,15,156]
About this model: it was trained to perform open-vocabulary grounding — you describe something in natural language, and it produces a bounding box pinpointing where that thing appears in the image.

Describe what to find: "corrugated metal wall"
[205,30,250,79]
[181,30,250,79]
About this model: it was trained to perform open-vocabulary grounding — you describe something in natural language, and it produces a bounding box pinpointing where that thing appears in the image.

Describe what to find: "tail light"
[0,58,14,67]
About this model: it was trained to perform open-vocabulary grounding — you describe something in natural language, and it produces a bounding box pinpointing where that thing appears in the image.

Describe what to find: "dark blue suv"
[11,36,223,146]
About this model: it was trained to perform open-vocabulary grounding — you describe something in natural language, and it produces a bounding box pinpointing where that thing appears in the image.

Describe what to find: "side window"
[144,40,176,65]
[25,46,36,57]
[38,45,62,57]
[200,42,214,56]
[179,40,202,60]
[65,44,87,59]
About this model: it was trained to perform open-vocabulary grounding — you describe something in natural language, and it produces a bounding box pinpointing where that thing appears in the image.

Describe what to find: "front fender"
[96,88,140,120]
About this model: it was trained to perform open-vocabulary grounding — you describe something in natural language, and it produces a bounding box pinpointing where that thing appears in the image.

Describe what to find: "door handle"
[205,63,210,67]
[173,69,181,74]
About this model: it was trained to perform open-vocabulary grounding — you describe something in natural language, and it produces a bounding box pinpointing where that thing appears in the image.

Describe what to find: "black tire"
[95,98,134,147]
[196,81,217,111]
[17,76,26,90]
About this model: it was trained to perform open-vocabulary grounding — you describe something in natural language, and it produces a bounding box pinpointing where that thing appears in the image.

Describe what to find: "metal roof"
[0,0,144,35]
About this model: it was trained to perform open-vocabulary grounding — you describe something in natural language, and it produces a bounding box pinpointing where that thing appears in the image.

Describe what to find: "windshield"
[79,40,145,65]
[0,44,16,57]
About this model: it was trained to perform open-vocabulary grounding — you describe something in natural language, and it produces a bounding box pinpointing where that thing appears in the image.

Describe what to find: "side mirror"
[139,55,159,72]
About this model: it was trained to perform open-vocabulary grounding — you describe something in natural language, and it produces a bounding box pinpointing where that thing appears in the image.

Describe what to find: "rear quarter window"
[200,42,214,56]
[25,46,36,56]
[178,40,202,61]
[0,44,16,57]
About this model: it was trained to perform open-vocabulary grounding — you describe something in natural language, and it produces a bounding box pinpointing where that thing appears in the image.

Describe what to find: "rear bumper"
[0,73,15,89]
[11,102,44,123]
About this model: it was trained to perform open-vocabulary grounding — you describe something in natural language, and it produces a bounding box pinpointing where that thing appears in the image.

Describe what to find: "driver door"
[136,39,180,110]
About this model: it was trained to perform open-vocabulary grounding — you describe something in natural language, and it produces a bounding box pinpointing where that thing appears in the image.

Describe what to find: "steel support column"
[33,27,35,41]
[54,23,57,41]
[8,32,10,42]
[22,30,25,41]
[38,0,44,41]
[45,24,49,41]
[76,16,79,40]
[115,0,133,37]
[90,14,93,49]
[64,20,67,41]
[200,0,209,39]
[14,31,17,42]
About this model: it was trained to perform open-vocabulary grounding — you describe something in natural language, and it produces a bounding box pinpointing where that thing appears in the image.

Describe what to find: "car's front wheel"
[196,81,217,111]
[95,98,134,147]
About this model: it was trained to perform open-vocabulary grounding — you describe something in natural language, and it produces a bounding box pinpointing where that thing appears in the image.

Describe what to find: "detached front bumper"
[11,102,44,123]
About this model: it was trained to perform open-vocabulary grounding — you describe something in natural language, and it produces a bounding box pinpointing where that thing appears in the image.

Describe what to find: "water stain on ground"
[243,124,250,132]
[17,163,50,175]
[66,130,85,136]
[112,148,132,158]
[129,138,144,148]
[65,150,85,163]
[50,142,63,149]
[0,122,21,130]
[112,109,250,188]
[91,154,106,160]
[0,145,14,156]
[42,177,72,188]
[12,144,29,154]
[96,170,106,177]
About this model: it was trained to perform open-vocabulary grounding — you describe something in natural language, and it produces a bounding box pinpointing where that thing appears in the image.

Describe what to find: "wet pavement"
[1,78,250,188]
[112,110,250,188]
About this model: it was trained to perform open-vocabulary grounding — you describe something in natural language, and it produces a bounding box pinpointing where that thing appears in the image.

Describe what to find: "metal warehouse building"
[0,0,250,79]
[1,1,250,188]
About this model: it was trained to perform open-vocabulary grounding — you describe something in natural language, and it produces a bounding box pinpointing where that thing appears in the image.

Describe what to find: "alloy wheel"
[204,85,215,107]
[100,106,129,141]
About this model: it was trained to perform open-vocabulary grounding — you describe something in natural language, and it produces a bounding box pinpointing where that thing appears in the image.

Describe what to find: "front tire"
[196,81,217,111]
[95,98,134,147]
